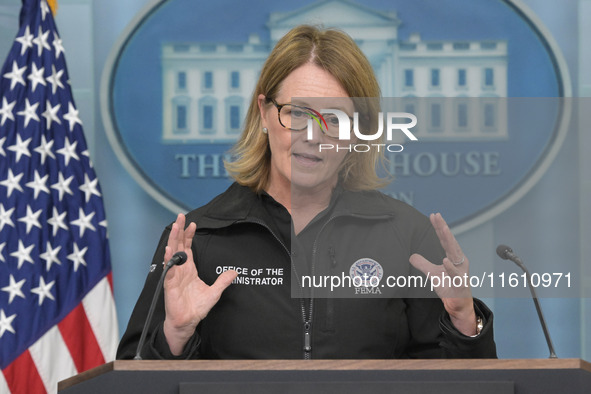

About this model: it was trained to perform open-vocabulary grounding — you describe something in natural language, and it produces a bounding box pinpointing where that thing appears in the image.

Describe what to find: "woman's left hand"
[409,213,478,336]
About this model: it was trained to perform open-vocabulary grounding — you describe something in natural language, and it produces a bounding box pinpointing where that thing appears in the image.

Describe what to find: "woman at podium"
[117,25,497,360]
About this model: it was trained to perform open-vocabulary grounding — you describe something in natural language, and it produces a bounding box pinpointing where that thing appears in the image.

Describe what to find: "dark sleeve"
[404,297,496,358]
[404,218,497,359]
[439,298,497,358]
[116,227,201,360]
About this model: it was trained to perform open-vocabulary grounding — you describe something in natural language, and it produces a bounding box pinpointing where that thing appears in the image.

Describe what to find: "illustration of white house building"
[161,0,508,143]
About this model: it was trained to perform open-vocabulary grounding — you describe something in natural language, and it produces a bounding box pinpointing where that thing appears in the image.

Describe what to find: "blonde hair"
[224,25,389,192]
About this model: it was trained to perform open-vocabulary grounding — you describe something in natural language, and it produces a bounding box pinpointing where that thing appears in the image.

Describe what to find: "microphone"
[496,244,557,358]
[165,251,187,268]
[495,244,523,265]
[134,251,187,360]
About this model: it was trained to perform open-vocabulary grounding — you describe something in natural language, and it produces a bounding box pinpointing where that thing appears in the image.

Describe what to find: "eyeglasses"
[267,97,352,139]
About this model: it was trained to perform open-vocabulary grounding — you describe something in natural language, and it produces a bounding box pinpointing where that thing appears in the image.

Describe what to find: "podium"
[58,359,591,394]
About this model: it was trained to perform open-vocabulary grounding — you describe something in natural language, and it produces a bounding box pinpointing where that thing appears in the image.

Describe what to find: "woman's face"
[259,63,354,197]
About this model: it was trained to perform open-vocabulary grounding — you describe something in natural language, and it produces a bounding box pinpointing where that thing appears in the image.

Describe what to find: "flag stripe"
[0,371,10,394]
[58,303,105,373]
[107,271,114,293]
[29,325,77,394]
[82,276,118,362]
[2,350,47,394]
[1,1,117,391]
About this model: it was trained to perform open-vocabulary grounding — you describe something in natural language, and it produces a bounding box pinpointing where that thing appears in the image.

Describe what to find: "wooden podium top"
[59,358,591,391]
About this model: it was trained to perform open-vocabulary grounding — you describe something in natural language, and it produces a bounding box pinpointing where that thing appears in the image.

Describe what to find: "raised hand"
[409,213,477,336]
[162,213,238,355]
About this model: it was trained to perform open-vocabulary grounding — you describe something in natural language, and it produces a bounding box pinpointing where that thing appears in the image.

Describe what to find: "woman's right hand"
[162,213,238,355]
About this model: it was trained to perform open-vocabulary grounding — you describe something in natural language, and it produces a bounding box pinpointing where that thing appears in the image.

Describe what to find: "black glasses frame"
[267,97,342,140]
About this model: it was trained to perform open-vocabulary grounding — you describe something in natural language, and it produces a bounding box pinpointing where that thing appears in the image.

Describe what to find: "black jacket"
[117,183,496,360]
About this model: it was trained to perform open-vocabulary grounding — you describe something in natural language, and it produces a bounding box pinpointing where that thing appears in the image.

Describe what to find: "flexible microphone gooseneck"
[496,244,557,358]
[134,251,188,360]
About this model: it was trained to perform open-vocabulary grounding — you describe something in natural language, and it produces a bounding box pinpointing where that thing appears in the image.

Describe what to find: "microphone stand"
[497,245,557,359]
[134,252,187,360]
[511,258,557,359]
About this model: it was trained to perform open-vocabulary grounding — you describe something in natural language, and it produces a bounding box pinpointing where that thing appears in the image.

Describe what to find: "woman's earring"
[262,127,268,134]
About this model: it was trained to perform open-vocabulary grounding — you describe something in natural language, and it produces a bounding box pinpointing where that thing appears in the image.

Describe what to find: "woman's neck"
[266,179,335,234]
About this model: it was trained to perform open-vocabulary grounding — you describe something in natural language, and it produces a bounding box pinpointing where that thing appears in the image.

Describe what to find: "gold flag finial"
[47,0,58,16]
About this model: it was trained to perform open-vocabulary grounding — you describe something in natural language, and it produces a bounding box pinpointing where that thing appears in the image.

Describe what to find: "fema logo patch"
[350,258,384,288]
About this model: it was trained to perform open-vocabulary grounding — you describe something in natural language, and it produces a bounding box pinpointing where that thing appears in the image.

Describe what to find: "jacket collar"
[195,183,257,228]
[332,188,397,218]
[196,182,396,228]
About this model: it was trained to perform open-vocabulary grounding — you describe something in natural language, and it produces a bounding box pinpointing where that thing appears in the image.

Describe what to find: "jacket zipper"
[242,211,392,359]
[242,218,311,359]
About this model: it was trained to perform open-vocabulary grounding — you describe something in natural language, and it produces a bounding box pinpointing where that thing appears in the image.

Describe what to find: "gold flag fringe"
[47,0,58,16]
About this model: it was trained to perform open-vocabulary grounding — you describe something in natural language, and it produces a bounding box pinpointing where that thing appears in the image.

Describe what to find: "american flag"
[0,0,118,392]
